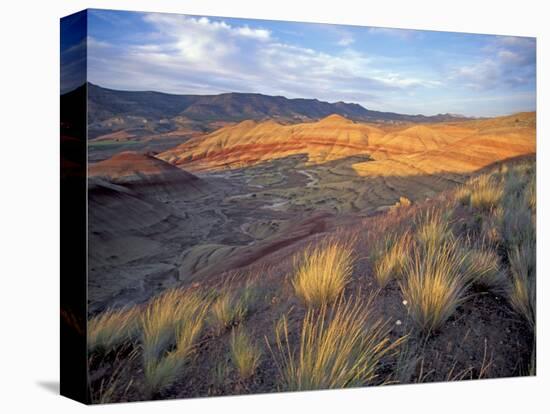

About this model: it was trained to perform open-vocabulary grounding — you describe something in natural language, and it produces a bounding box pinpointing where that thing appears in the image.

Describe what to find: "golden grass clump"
[373,232,411,287]
[210,289,249,335]
[415,209,452,252]
[292,239,355,307]
[400,239,468,334]
[462,247,507,292]
[88,306,141,352]
[469,175,503,212]
[508,241,536,330]
[391,196,412,211]
[270,296,400,391]
[141,289,209,395]
[399,196,412,207]
[455,186,471,206]
[230,328,262,379]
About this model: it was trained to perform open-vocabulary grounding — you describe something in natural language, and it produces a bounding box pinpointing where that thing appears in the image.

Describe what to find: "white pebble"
[396,320,402,326]
[402,300,408,306]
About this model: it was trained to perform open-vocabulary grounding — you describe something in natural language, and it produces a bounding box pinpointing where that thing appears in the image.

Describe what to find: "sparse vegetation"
[508,240,536,330]
[372,232,411,287]
[455,186,471,206]
[230,328,262,379]
[391,196,412,211]
[400,239,468,334]
[501,197,533,249]
[469,175,503,212]
[462,246,507,292]
[292,239,355,307]
[88,306,141,352]
[415,209,452,252]
[141,289,209,396]
[87,155,536,401]
[270,296,401,390]
[210,288,250,335]
[210,359,229,395]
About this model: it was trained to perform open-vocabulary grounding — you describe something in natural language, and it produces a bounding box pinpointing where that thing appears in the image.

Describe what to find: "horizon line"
[63,81,536,119]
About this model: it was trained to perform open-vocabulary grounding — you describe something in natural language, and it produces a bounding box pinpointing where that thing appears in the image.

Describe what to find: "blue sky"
[85,9,536,117]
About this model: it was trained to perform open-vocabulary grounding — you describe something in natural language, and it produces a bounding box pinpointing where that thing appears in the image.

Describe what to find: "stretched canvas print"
[60,8,537,404]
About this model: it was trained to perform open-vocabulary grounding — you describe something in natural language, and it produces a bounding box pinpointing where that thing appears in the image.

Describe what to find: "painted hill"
[158,114,387,170]
[158,112,535,173]
[85,83,471,139]
[352,112,536,178]
[89,151,196,182]
[88,151,203,199]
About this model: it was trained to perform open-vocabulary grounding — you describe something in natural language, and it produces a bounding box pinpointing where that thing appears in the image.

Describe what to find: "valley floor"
[87,154,536,403]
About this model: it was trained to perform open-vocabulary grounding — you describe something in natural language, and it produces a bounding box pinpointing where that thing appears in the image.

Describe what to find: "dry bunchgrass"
[508,240,536,330]
[270,296,400,391]
[372,232,412,287]
[504,169,525,198]
[399,196,412,207]
[391,196,412,211]
[500,195,533,250]
[141,289,210,396]
[210,291,248,335]
[415,209,452,252]
[230,328,262,379]
[292,239,355,307]
[209,359,229,395]
[400,239,468,334]
[88,306,141,353]
[469,175,503,212]
[462,246,507,293]
[481,207,504,245]
[455,186,471,206]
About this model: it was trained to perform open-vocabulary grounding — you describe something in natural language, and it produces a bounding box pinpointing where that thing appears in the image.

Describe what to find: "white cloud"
[87,13,449,111]
[449,36,535,90]
[337,35,354,46]
[235,25,271,40]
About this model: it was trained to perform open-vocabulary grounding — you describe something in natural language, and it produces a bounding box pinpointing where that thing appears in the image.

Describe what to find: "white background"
[0,0,547,412]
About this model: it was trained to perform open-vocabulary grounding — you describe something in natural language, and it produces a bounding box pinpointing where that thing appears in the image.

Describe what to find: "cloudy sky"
[85,9,536,117]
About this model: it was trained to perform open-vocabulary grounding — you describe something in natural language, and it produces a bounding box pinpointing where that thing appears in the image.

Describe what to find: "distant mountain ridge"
[81,83,472,139]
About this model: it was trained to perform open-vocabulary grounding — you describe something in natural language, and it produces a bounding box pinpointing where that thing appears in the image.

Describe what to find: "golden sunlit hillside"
[158,112,535,177]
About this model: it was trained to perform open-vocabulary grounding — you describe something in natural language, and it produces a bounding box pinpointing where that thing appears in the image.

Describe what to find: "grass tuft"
[372,232,411,287]
[469,175,503,212]
[462,246,507,293]
[88,306,141,353]
[210,291,247,335]
[270,296,401,391]
[292,239,355,307]
[508,240,536,330]
[400,239,468,334]
[391,196,412,211]
[455,186,471,206]
[141,289,209,396]
[415,209,452,252]
[500,193,533,250]
[229,328,262,379]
